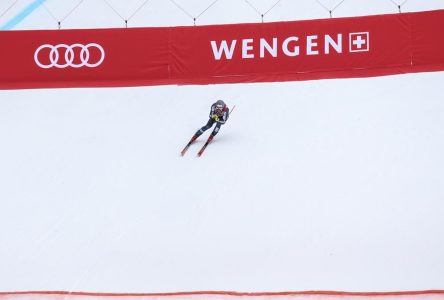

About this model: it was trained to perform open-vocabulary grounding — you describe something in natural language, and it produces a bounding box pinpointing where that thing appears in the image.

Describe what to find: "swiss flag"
[349,32,370,52]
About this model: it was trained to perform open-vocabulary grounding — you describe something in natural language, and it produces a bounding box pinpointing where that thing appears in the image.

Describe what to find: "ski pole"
[229,105,236,116]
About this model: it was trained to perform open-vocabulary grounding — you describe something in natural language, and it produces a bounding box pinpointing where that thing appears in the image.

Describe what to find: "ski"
[197,135,213,157]
[180,135,197,156]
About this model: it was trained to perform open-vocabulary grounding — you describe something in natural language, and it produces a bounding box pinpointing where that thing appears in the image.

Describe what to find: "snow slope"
[1,72,444,292]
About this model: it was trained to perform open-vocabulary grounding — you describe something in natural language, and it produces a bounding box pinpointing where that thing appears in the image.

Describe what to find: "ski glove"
[211,114,220,122]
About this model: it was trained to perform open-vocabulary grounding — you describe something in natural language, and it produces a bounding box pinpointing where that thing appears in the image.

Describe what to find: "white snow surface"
[1,74,444,293]
[1,0,444,294]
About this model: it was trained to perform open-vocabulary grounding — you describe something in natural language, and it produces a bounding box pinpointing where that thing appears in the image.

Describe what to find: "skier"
[193,99,230,142]
[180,100,230,156]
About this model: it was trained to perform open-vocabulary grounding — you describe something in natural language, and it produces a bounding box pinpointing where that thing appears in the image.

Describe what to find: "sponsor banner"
[411,10,444,67]
[1,291,444,300]
[0,10,443,89]
[0,27,170,89]
[171,14,408,80]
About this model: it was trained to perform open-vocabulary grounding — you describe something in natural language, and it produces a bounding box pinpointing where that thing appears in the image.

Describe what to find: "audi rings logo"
[34,43,105,69]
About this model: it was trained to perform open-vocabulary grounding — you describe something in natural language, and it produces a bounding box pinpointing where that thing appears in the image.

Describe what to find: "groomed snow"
[1,72,443,292]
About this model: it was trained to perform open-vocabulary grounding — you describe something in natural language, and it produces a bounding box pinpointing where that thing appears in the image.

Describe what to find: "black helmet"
[215,100,225,111]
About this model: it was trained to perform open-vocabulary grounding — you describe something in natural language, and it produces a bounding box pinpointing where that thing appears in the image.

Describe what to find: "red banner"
[1,9,443,89]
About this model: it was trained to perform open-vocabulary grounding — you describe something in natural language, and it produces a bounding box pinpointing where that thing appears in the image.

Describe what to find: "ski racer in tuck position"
[194,100,230,142]
[181,100,230,156]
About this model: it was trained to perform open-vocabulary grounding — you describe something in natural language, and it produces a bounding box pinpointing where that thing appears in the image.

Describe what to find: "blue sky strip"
[0,0,47,30]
